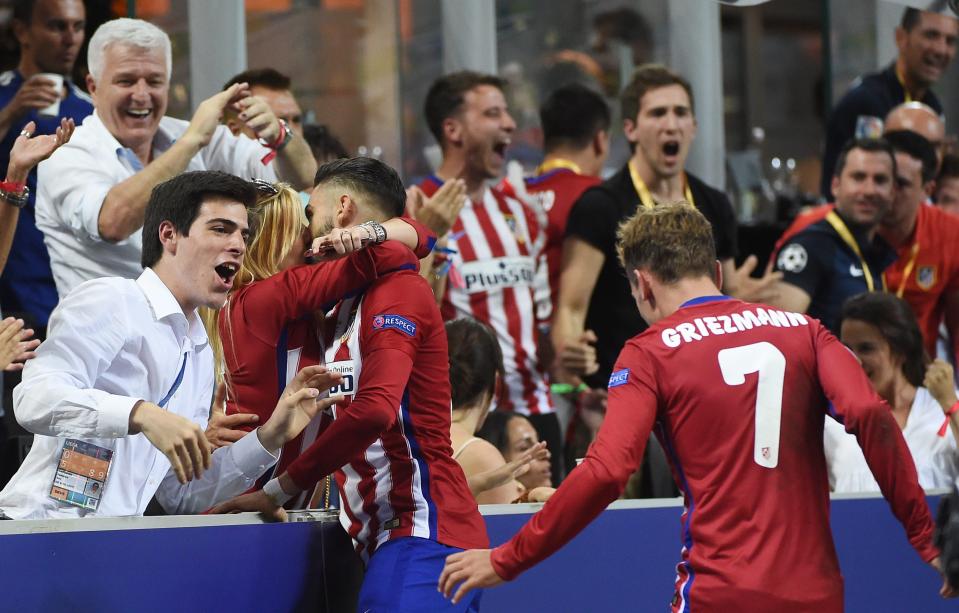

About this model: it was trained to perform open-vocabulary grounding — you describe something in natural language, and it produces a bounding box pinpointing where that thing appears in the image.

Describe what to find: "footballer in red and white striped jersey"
[491,296,938,612]
[420,175,553,416]
[220,230,435,508]
[284,268,488,561]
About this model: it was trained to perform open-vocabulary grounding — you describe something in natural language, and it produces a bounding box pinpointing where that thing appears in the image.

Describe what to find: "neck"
[895,57,929,100]
[437,155,486,201]
[542,148,598,177]
[451,404,484,435]
[149,264,192,315]
[879,211,918,246]
[880,373,916,415]
[17,58,43,80]
[655,277,724,320]
[631,152,684,200]
[835,208,879,241]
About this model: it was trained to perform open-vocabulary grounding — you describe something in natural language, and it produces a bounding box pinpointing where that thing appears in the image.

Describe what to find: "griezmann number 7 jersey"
[491,295,937,612]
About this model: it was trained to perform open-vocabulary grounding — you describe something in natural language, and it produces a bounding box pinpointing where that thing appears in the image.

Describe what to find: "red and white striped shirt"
[285,269,487,561]
[420,176,553,415]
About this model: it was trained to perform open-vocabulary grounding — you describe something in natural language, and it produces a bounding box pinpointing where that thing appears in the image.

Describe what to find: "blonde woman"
[205,181,433,506]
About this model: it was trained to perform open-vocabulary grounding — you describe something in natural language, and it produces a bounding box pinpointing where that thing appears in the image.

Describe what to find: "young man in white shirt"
[0,170,339,519]
[34,18,318,297]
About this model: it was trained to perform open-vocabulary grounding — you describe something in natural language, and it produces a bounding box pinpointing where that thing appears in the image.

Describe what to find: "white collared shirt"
[35,112,276,298]
[0,268,277,519]
[825,386,959,492]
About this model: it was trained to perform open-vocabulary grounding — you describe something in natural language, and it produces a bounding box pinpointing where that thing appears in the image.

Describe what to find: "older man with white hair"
[35,18,317,297]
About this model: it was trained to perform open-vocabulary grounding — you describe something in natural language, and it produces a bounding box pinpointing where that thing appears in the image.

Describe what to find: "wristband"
[262,477,294,507]
[550,382,589,395]
[938,401,959,437]
[359,220,387,244]
[0,181,29,208]
[259,119,294,165]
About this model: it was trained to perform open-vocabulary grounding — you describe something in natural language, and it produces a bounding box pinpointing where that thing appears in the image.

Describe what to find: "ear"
[714,260,724,290]
[894,26,907,52]
[11,19,28,47]
[158,219,181,257]
[922,179,936,198]
[634,269,654,304]
[86,73,97,98]
[335,194,358,227]
[593,130,609,158]
[443,117,463,148]
[831,174,841,198]
[622,117,636,142]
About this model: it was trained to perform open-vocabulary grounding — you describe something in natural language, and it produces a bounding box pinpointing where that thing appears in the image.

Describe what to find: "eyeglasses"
[251,178,279,197]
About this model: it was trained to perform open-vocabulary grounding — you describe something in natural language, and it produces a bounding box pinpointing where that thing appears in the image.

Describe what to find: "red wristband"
[937,401,959,437]
[0,180,26,193]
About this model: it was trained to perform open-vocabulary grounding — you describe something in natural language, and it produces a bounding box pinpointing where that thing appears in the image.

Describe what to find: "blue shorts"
[358,537,482,613]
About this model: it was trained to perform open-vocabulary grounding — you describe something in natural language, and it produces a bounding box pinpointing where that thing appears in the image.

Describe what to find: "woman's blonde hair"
[201,183,309,391]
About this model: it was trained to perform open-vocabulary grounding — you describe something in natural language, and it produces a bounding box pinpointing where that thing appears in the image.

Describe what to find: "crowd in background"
[0,0,958,517]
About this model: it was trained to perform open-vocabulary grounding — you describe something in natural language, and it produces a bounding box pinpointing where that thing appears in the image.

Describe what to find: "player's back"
[639,296,844,611]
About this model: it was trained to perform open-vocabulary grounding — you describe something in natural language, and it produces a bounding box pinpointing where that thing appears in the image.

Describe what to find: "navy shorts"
[358,537,482,612]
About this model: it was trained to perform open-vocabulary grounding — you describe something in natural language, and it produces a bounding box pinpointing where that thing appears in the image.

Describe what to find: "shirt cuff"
[93,392,138,437]
[227,428,280,479]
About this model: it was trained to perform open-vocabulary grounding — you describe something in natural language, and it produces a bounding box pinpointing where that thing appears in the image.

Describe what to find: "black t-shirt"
[565,164,738,387]
[821,64,943,198]
[774,213,897,334]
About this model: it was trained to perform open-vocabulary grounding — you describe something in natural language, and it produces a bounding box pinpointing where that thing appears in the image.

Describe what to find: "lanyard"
[628,159,694,209]
[895,66,914,103]
[886,241,920,299]
[536,158,582,176]
[825,211,884,292]
[158,353,187,408]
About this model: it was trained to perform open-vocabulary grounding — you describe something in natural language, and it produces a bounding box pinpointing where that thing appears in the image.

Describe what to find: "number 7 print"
[718,342,787,469]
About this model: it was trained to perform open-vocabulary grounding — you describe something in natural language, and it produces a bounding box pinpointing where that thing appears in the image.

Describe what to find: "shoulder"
[65,81,94,107]
[0,71,19,100]
[686,172,732,211]
[365,272,438,318]
[458,437,507,472]
[53,277,138,326]
[159,116,190,136]
[776,222,834,271]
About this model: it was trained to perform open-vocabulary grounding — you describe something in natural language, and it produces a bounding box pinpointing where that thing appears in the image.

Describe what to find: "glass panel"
[494,0,670,174]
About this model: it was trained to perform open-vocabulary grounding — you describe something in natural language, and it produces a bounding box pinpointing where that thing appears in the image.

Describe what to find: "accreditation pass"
[49,439,113,511]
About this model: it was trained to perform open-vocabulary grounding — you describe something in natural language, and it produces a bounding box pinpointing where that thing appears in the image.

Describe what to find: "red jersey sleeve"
[284,273,431,490]
[815,323,939,562]
[490,341,657,580]
[396,216,437,259]
[232,242,418,344]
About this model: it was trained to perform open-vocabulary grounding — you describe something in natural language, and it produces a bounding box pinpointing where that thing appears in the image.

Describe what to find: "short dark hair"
[141,171,258,268]
[900,8,921,32]
[939,153,959,183]
[620,64,694,123]
[840,292,928,387]
[884,130,938,184]
[303,123,349,162]
[223,67,291,92]
[540,84,610,152]
[313,157,406,218]
[446,317,504,409]
[834,137,898,179]
[424,71,507,146]
[12,0,36,24]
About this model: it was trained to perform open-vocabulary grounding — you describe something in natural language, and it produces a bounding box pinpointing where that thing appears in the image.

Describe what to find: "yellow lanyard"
[886,241,920,299]
[628,159,694,209]
[536,158,582,176]
[825,211,884,292]
[895,66,914,103]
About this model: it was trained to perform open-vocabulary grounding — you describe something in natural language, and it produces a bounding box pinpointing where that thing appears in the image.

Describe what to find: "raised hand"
[725,255,783,303]
[204,381,259,448]
[7,119,74,180]
[256,365,343,453]
[924,360,958,411]
[183,82,250,149]
[0,317,40,371]
[406,179,467,236]
[129,401,212,484]
[1,76,61,122]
